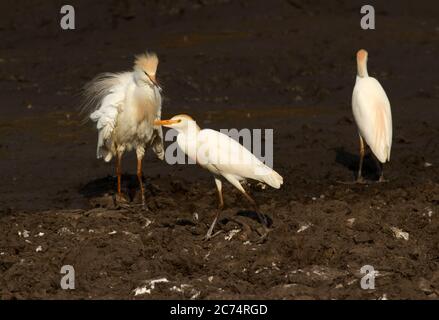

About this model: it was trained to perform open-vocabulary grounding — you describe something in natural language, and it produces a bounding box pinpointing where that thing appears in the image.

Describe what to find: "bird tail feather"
[256,165,283,189]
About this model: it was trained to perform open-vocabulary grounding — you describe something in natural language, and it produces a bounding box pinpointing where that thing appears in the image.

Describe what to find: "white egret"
[83,52,164,205]
[154,114,283,239]
[352,49,392,182]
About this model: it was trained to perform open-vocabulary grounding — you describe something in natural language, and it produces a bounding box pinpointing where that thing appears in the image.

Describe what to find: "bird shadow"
[79,174,145,201]
[334,147,380,181]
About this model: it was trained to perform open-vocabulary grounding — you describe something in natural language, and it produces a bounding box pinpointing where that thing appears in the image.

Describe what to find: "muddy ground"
[0,0,438,299]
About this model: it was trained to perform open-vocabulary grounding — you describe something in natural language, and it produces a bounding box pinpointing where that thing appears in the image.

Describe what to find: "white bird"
[352,49,392,182]
[154,114,283,239]
[83,52,164,205]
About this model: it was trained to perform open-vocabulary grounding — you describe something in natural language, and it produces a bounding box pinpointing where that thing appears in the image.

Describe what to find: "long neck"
[357,59,368,78]
[179,121,200,138]
[132,84,159,124]
[176,122,200,163]
[133,69,144,86]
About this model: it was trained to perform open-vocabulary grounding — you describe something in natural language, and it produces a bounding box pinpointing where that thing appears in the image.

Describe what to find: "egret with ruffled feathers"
[83,52,164,205]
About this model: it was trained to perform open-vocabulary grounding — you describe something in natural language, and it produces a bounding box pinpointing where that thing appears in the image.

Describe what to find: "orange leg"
[214,177,224,209]
[114,151,129,204]
[357,135,365,183]
[116,153,122,195]
[243,191,257,209]
[137,157,146,205]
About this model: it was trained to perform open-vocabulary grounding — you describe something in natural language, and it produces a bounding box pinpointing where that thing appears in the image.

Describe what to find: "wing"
[86,72,132,161]
[197,129,283,188]
[352,77,392,162]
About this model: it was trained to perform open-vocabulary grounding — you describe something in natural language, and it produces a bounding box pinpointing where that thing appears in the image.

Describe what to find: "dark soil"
[0,0,438,299]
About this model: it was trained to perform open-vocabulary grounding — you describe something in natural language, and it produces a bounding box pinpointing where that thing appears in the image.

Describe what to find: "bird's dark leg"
[221,176,271,242]
[230,178,270,237]
[378,161,388,183]
[228,177,269,227]
[370,152,388,183]
[242,191,268,227]
[242,190,271,243]
[243,191,257,208]
[205,177,224,240]
[357,135,366,183]
[137,156,146,206]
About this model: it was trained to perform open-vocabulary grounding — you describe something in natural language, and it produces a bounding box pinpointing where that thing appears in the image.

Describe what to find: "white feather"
[352,76,392,163]
[176,124,283,189]
[85,70,164,162]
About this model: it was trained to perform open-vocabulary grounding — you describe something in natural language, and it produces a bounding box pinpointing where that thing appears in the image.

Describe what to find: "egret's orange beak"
[154,119,180,126]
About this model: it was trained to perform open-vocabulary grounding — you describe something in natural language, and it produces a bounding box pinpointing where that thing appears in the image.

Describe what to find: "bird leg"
[115,152,129,204]
[378,162,388,183]
[205,177,224,240]
[116,153,122,195]
[242,191,257,209]
[220,175,271,242]
[240,189,273,243]
[205,209,222,240]
[215,177,224,210]
[242,191,269,229]
[225,175,270,229]
[356,135,366,183]
[137,156,146,206]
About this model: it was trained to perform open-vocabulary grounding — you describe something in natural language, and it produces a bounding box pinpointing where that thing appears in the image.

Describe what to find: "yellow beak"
[154,119,180,126]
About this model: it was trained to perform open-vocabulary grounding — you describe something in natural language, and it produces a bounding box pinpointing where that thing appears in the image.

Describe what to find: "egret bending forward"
[352,49,392,182]
[155,115,283,239]
[83,52,164,205]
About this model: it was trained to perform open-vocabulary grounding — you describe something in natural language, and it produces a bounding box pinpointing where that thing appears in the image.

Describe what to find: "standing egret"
[154,114,283,239]
[83,52,164,205]
[352,49,392,182]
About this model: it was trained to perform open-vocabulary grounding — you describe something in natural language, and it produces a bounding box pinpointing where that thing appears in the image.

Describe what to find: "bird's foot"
[378,176,389,183]
[141,196,147,209]
[115,192,130,206]
[254,226,271,244]
[356,176,366,184]
[256,211,269,227]
[138,199,152,212]
[203,230,223,241]
[203,214,221,241]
